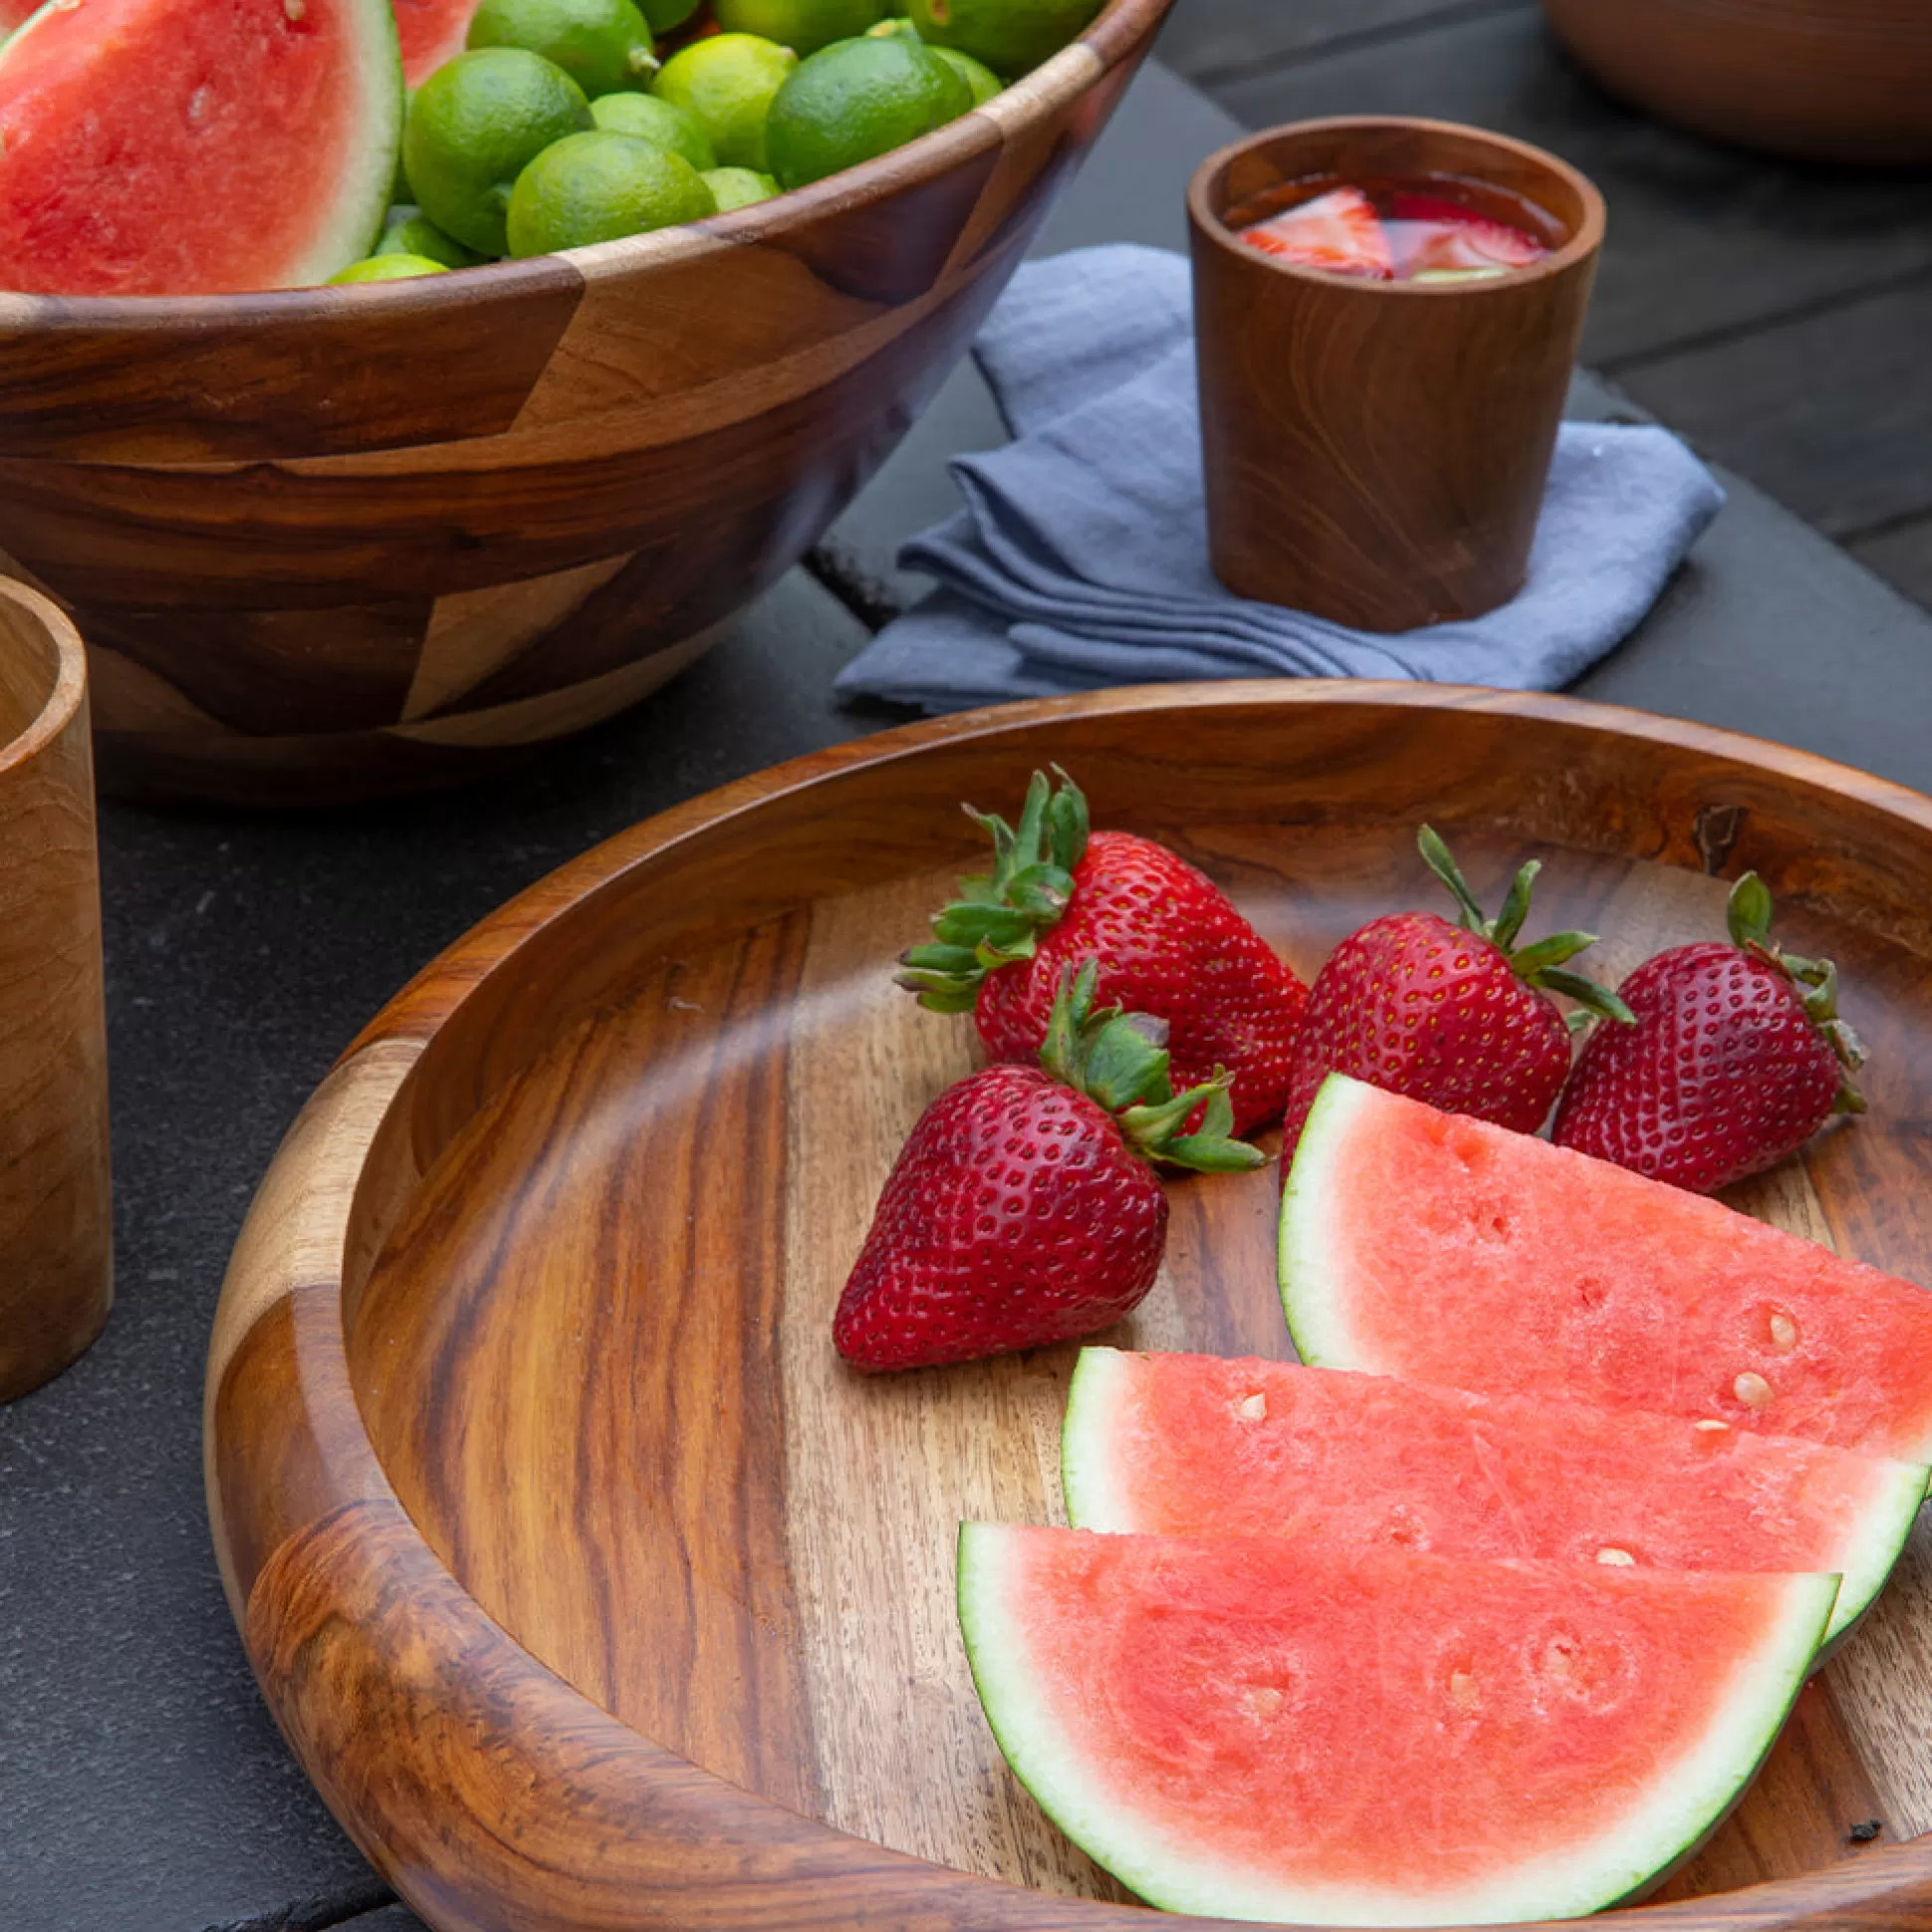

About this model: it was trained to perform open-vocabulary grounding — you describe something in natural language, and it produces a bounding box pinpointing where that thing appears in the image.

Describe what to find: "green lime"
[590,90,716,167]
[765,33,971,190]
[864,15,916,34]
[907,0,1101,76]
[467,0,658,98]
[405,49,594,257]
[701,164,779,210]
[506,128,717,255]
[651,33,798,170]
[930,43,1001,103]
[639,0,701,26]
[330,253,452,283]
[376,209,485,267]
[713,0,889,57]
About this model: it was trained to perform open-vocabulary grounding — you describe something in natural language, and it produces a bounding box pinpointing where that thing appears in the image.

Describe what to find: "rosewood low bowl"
[0,0,1169,807]
[1542,0,1932,165]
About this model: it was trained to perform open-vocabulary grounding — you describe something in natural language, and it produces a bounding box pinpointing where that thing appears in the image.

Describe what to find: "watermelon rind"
[1276,1070,1387,1372]
[1062,1345,1929,1649]
[0,0,403,292]
[959,1522,1838,1926]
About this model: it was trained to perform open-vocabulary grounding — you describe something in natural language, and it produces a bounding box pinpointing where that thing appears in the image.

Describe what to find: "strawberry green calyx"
[897,768,1089,1012]
[1726,871,1868,1111]
[1039,965,1264,1174]
[1416,825,1635,1034]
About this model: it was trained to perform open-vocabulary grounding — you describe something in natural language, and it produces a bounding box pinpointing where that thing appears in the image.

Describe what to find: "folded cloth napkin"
[835,244,1725,713]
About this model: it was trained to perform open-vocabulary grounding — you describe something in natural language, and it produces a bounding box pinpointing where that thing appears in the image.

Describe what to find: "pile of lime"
[331,0,1104,283]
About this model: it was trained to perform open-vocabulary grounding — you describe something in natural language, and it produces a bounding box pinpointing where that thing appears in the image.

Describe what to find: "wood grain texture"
[0,1,1169,807]
[0,582,110,1402]
[207,683,1932,1930]
[1541,0,1932,166]
[1188,119,1603,630]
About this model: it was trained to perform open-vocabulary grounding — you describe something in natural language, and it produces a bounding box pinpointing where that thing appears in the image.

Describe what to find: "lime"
[702,163,779,210]
[930,43,1001,103]
[468,0,658,97]
[639,0,702,26]
[376,209,485,267]
[765,34,972,190]
[405,49,594,257]
[712,0,889,58]
[652,33,798,171]
[506,128,717,255]
[590,89,717,168]
[331,253,452,283]
[864,15,917,34]
[907,0,1101,76]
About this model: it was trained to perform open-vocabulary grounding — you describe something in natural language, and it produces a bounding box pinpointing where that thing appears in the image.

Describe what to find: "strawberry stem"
[898,769,1088,1011]
[1040,965,1264,1174]
[1415,826,1635,1027]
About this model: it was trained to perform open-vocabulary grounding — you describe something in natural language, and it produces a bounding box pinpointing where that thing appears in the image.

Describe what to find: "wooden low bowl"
[207,683,1932,1931]
[1542,0,1932,165]
[0,0,1169,808]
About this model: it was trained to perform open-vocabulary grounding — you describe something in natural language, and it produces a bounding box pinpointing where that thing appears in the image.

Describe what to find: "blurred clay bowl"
[0,0,1171,806]
[1542,0,1932,165]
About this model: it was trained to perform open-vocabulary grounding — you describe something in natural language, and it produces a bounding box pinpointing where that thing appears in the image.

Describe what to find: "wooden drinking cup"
[1188,119,1605,632]
[0,582,111,1401]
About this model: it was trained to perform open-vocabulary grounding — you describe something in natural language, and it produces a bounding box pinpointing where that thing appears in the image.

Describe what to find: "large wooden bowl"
[207,683,1932,1931]
[1541,0,1932,165]
[0,0,1168,808]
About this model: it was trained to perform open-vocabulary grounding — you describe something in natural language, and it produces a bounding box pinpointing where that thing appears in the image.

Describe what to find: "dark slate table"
[6,56,1932,1932]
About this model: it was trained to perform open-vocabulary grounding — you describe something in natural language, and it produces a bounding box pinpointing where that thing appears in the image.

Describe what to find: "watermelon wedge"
[0,1,32,32]
[1282,1075,1932,1464]
[1063,1349,1926,1644]
[959,1524,1835,1925]
[0,0,402,297]
[393,0,480,87]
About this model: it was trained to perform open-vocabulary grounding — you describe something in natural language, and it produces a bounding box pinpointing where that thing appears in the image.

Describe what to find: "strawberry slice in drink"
[1240,186,1393,279]
[1382,190,1549,279]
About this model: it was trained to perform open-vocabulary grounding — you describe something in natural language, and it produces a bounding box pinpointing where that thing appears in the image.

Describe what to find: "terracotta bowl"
[0,0,1170,807]
[1541,0,1932,165]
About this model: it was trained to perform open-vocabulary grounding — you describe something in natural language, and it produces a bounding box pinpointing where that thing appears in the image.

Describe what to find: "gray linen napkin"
[836,245,1725,712]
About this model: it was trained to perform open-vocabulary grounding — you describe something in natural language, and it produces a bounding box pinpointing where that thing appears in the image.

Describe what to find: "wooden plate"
[207,683,1932,1931]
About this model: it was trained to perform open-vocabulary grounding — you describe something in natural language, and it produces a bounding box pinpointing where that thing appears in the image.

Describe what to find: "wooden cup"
[0,582,112,1401]
[1188,119,1605,632]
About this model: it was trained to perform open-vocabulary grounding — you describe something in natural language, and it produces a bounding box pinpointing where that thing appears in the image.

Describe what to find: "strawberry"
[1553,872,1867,1193]
[1240,185,1393,279]
[1280,827,1632,1154]
[836,968,1262,1371]
[897,770,1308,1135]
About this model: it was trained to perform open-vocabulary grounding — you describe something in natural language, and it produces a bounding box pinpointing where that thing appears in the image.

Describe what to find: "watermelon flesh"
[960,1524,1835,1926]
[1282,1075,1932,1464]
[1063,1348,1927,1645]
[0,1,32,31]
[0,0,401,296]
[392,0,480,86]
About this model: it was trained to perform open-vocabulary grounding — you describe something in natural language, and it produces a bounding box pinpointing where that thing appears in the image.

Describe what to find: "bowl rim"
[0,0,1170,328]
[1185,115,1608,299]
[0,580,87,778]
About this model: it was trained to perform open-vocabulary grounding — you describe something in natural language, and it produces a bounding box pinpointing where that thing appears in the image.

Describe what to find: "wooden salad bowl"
[0,0,1169,808]
[207,683,1932,1931]
[1541,0,1932,165]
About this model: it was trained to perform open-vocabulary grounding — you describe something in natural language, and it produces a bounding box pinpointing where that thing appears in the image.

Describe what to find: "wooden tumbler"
[0,582,111,1401]
[1188,119,1605,632]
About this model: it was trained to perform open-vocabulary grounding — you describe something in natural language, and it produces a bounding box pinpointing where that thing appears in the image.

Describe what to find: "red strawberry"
[897,770,1308,1134]
[1280,828,1631,1154]
[1241,186,1393,279]
[836,968,1261,1371]
[1553,872,1866,1193]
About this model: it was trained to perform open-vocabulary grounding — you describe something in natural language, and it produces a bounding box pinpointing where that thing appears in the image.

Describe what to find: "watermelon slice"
[1062,1348,1926,1644]
[0,0,402,297]
[392,0,480,87]
[0,1,32,32]
[959,1524,1835,1925]
[1282,1076,1932,1464]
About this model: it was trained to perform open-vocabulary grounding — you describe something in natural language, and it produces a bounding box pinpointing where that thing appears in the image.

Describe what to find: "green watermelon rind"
[0,0,403,291]
[1277,1074,1931,1645]
[1061,1342,1929,1648]
[959,1521,1839,1926]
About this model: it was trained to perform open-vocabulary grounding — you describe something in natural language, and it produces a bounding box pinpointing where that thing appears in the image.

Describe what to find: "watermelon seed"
[1237,1392,1268,1421]
[1734,1370,1774,1408]
[1693,1418,1729,1431]
[1769,1311,1800,1351]
[1595,1547,1635,1566]
[1448,1669,1479,1710]
[285,0,307,17]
